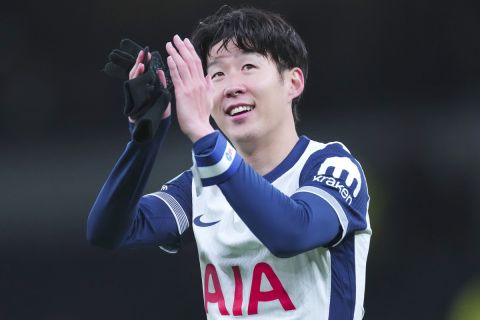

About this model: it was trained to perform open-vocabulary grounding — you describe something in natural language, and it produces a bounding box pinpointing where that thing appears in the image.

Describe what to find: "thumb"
[157,69,167,88]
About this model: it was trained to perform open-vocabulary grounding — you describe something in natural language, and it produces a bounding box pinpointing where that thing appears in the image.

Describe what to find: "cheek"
[252,72,282,95]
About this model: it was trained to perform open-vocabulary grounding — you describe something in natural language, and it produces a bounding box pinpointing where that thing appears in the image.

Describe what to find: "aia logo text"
[203,262,295,316]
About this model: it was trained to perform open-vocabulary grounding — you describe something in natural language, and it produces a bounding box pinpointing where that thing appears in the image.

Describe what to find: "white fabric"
[192,140,371,319]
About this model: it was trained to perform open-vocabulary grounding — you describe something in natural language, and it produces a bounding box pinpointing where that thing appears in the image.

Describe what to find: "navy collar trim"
[263,136,310,183]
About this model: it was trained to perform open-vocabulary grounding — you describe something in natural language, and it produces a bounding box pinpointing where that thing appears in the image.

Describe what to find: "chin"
[224,127,260,145]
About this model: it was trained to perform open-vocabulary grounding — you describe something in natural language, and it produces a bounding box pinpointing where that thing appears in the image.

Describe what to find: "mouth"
[226,105,255,117]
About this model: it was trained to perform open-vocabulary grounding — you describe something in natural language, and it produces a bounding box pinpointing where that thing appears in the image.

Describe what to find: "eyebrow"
[207,51,262,69]
[207,55,231,69]
[206,59,221,69]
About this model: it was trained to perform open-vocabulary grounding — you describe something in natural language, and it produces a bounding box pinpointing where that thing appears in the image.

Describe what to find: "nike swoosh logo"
[194,214,220,227]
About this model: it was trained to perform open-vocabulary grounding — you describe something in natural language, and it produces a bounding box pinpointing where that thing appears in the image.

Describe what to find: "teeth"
[229,105,253,116]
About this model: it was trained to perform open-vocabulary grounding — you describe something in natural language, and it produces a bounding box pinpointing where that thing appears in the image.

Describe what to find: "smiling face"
[207,41,303,145]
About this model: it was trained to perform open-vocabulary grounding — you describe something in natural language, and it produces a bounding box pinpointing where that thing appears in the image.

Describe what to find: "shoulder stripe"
[158,245,179,254]
[146,192,189,234]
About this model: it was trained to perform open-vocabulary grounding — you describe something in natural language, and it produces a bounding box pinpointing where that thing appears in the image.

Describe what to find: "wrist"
[191,131,242,188]
[187,125,215,143]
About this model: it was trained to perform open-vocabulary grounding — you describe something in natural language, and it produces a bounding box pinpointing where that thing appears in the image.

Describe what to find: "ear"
[286,67,305,101]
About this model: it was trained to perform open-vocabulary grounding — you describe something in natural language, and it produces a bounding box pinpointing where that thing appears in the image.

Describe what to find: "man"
[88,6,371,319]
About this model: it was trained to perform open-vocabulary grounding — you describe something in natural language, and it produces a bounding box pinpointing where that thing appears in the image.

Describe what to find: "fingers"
[166,55,183,89]
[156,69,167,88]
[166,35,206,85]
[130,36,205,88]
[131,63,144,79]
[155,69,172,119]
[129,50,145,80]
[166,41,192,84]
[184,37,205,79]
[172,35,193,62]
[128,50,154,80]
[136,49,145,63]
[172,35,201,78]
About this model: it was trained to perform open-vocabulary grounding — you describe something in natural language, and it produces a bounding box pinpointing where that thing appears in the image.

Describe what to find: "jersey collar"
[263,136,310,183]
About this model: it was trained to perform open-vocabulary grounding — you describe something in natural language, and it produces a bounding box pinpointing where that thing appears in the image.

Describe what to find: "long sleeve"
[87,118,184,249]
[191,131,369,258]
[218,163,342,257]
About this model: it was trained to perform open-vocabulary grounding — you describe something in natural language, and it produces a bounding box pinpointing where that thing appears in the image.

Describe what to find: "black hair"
[191,5,308,121]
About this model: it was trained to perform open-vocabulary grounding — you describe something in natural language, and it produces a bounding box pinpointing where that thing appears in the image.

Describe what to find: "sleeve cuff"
[191,131,242,192]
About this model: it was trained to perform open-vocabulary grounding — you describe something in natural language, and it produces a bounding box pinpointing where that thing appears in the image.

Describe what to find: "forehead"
[207,41,264,67]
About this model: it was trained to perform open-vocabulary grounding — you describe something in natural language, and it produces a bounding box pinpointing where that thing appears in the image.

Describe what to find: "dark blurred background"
[1,0,479,319]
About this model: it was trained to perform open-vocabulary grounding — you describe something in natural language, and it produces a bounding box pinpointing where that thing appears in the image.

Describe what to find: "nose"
[224,85,246,98]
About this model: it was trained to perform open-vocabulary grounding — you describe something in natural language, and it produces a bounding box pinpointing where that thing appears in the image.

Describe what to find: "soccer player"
[88,6,371,319]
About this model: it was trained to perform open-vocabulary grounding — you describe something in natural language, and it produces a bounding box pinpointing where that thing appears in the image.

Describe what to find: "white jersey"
[156,135,371,319]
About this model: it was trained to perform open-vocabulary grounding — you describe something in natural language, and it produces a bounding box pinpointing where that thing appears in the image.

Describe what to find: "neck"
[233,124,299,176]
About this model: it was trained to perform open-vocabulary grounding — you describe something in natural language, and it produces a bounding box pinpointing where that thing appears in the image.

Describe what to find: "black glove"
[124,47,171,142]
[103,39,143,80]
[103,39,172,143]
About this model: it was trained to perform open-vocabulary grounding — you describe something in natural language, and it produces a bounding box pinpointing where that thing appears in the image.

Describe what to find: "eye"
[211,71,224,79]
[242,64,256,70]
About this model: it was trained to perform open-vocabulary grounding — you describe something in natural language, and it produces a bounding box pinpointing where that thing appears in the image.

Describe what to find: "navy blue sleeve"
[298,143,370,242]
[87,117,192,250]
[125,171,193,252]
[219,163,342,257]
[191,132,344,258]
